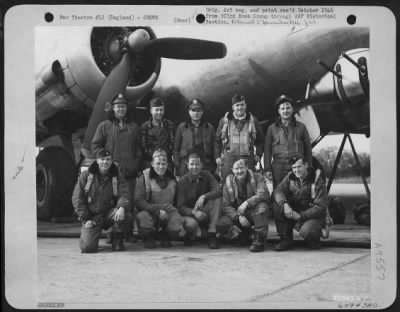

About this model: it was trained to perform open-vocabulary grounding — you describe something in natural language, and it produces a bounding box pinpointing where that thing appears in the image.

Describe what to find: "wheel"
[352,201,370,226]
[36,146,77,221]
[328,196,346,224]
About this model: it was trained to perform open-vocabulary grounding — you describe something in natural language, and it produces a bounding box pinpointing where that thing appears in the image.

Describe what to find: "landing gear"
[324,133,370,226]
[312,156,346,225]
[36,146,77,221]
[326,133,370,198]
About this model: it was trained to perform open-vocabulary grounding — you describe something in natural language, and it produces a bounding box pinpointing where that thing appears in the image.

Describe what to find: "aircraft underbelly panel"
[295,106,320,143]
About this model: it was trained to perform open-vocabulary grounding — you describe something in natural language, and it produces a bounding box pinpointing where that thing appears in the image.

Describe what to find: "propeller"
[144,38,227,60]
[82,28,227,158]
[81,52,132,157]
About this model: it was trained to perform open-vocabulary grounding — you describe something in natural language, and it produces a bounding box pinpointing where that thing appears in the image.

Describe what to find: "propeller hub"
[127,29,151,53]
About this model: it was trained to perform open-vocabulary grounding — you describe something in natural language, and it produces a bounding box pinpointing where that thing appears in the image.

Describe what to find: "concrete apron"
[37,237,371,307]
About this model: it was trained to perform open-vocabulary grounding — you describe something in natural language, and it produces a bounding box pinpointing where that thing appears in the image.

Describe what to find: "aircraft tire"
[328,196,346,224]
[36,146,77,221]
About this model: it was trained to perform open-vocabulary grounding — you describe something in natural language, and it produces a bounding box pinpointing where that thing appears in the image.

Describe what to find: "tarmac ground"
[34,183,373,309]
[37,237,371,309]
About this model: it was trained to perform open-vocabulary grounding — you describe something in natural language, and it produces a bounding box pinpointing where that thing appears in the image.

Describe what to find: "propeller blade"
[82,52,131,157]
[144,38,227,60]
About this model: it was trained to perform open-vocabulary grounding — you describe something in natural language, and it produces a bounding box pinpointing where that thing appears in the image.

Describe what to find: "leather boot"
[306,239,322,249]
[159,229,172,248]
[106,230,112,244]
[237,228,251,246]
[126,232,137,243]
[275,225,294,251]
[208,233,220,249]
[124,219,136,243]
[111,232,125,251]
[143,232,156,249]
[249,231,266,252]
[274,235,293,251]
[183,234,194,246]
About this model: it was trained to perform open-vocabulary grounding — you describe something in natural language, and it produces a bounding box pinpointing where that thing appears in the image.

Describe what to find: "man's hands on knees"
[192,209,207,222]
[159,210,168,222]
[192,196,207,222]
[283,203,301,220]
[237,201,250,228]
[84,220,96,229]
[194,195,206,210]
[237,201,249,215]
[115,207,125,221]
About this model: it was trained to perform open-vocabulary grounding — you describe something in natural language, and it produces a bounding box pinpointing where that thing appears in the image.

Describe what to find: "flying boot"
[143,231,156,249]
[208,233,220,249]
[274,227,294,251]
[111,232,125,251]
[249,231,266,252]
[159,229,172,248]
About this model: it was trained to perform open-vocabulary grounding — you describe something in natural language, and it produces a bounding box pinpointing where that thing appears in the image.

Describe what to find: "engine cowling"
[36,27,161,140]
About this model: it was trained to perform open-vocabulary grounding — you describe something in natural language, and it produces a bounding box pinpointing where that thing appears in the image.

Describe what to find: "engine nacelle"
[36,27,161,138]
[308,48,370,135]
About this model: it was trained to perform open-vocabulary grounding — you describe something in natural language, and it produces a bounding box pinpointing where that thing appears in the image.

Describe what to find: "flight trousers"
[216,201,269,240]
[185,197,222,235]
[79,207,128,253]
[137,205,192,240]
[272,202,324,241]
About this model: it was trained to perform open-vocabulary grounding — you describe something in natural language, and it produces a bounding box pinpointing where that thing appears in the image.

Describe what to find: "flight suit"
[216,170,270,243]
[92,117,143,240]
[134,168,196,240]
[174,121,216,177]
[273,169,328,243]
[215,112,264,181]
[140,117,175,170]
[72,162,130,253]
[176,170,222,235]
[264,118,312,188]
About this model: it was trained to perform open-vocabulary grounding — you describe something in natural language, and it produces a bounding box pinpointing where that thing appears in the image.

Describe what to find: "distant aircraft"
[35,26,370,221]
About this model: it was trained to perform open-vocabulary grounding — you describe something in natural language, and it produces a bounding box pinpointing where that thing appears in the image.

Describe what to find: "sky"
[313,133,370,154]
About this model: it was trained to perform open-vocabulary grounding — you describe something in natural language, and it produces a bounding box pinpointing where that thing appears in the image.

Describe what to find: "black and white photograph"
[4,5,396,309]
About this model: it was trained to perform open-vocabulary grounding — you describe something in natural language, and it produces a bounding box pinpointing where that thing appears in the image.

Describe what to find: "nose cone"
[128,29,151,53]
